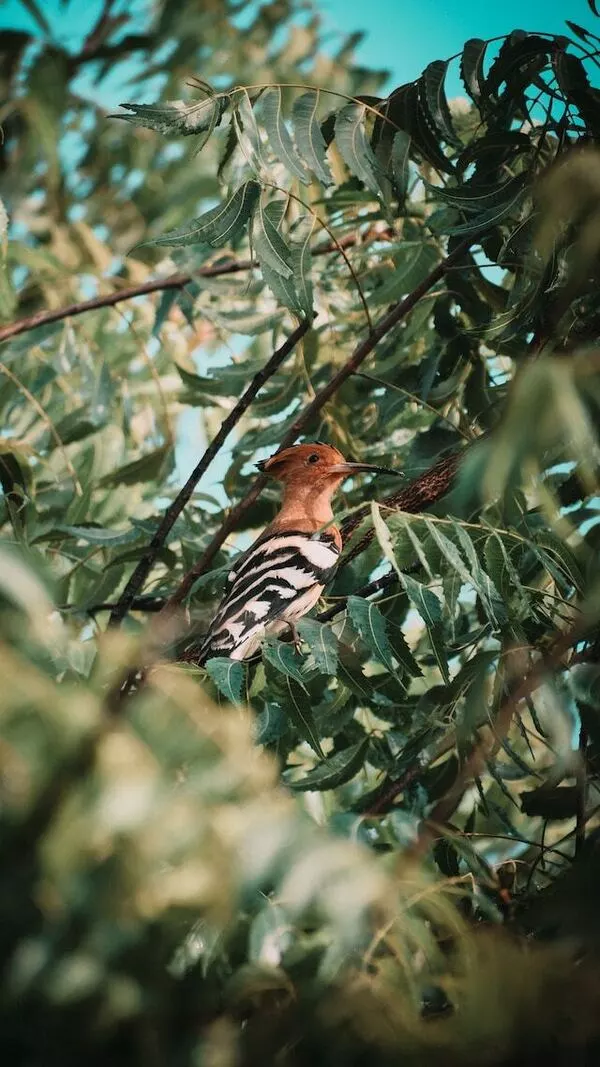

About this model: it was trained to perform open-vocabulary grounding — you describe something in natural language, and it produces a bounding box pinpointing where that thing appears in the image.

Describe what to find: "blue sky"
[323,0,578,91]
[0,0,583,95]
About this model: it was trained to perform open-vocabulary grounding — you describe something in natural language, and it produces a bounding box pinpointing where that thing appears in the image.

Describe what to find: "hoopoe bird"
[193,443,401,664]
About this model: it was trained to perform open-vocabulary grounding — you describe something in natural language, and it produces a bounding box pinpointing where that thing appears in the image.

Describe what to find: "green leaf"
[386,623,423,678]
[422,61,461,148]
[288,739,368,792]
[460,39,487,103]
[451,523,507,628]
[400,572,442,628]
[534,532,583,593]
[262,639,308,687]
[440,185,526,237]
[98,446,173,487]
[55,524,140,547]
[279,675,325,758]
[337,644,373,700]
[290,216,315,319]
[369,243,439,305]
[391,130,411,201]
[297,619,338,675]
[399,572,448,683]
[253,198,293,278]
[292,91,333,185]
[152,181,260,247]
[260,261,304,316]
[484,533,527,607]
[346,596,396,674]
[262,88,309,183]
[232,91,267,175]
[205,658,245,704]
[425,174,526,214]
[334,104,383,197]
[115,95,226,137]
[426,521,506,629]
[153,289,178,335]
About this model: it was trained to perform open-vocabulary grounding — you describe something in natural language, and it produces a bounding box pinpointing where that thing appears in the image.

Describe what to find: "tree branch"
[0,230,388,345]
[339,447,464,567]
[164,234,479,611]
[109,318,311,627]
[406,619,592,855]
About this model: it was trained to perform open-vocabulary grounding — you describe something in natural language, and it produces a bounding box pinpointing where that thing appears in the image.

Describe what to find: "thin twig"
[109,318,311,627]
[0,230,388,345]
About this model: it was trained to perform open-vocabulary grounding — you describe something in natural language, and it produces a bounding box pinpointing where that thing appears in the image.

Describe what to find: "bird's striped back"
[197,527,340,663]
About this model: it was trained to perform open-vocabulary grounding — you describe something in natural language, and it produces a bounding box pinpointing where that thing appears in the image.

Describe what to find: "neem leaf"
[292,91,333,185]
[422,60,461,148]
[424,174,526,214]
[334,103,383,197]
[460,39,487,103]
[289,739,369,792]
[280,675,325,758]
[262,639,308,687]
[55,524,141,547]
[399,572,448,682]
[290,215,315,319]
[260,261,304,316]
[347,595,396,674]
[427,520,505,630]
[98,445,173,487]
[297,618,338,675]
[400,572,442,628]
[205,657,245,704]
[253,198,293,277]
[115,95,226,138]
[262,88,310,182]
[152,181,260,247]
[232,91,267,175]
[391,130,411,201]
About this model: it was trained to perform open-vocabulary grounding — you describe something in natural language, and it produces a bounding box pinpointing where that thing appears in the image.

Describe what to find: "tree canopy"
[1,1,600,1064]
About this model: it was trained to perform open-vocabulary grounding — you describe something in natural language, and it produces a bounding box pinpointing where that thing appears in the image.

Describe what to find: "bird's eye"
[307,453,320,464]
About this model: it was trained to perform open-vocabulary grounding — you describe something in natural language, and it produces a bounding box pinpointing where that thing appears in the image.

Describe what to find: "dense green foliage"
[1,1,600,1063]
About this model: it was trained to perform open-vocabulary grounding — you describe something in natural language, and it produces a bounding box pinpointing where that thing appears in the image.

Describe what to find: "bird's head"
[256,442,401,492]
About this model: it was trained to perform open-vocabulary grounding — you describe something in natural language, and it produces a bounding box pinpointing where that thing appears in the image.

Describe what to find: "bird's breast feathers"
[199,528,340,662]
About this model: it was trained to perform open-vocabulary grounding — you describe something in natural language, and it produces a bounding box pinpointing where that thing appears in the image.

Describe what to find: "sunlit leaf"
[252,198,293,278]
[297,619,338,675]
[115,95,226,137]
[334,104,383,197]
[346,595,396,674]
[152,181,260,247]
[262,88,310,183]
[205,657,245,704]
[292,91,333,185]
[288,739,368,792]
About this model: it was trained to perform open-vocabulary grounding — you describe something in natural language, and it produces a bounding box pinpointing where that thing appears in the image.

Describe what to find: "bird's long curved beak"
[328,462,403,477]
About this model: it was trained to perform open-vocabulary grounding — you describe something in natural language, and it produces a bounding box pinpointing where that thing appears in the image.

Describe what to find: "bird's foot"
[288,622,303,654]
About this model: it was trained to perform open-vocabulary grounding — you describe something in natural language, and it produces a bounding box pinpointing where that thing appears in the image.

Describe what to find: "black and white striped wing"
[198,530,340,662]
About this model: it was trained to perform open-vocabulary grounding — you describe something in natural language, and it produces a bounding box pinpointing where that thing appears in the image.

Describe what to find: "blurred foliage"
[2,0,600,1063]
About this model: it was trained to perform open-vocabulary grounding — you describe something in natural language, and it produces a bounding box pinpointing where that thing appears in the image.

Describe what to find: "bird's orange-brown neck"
[265,475,344,548]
